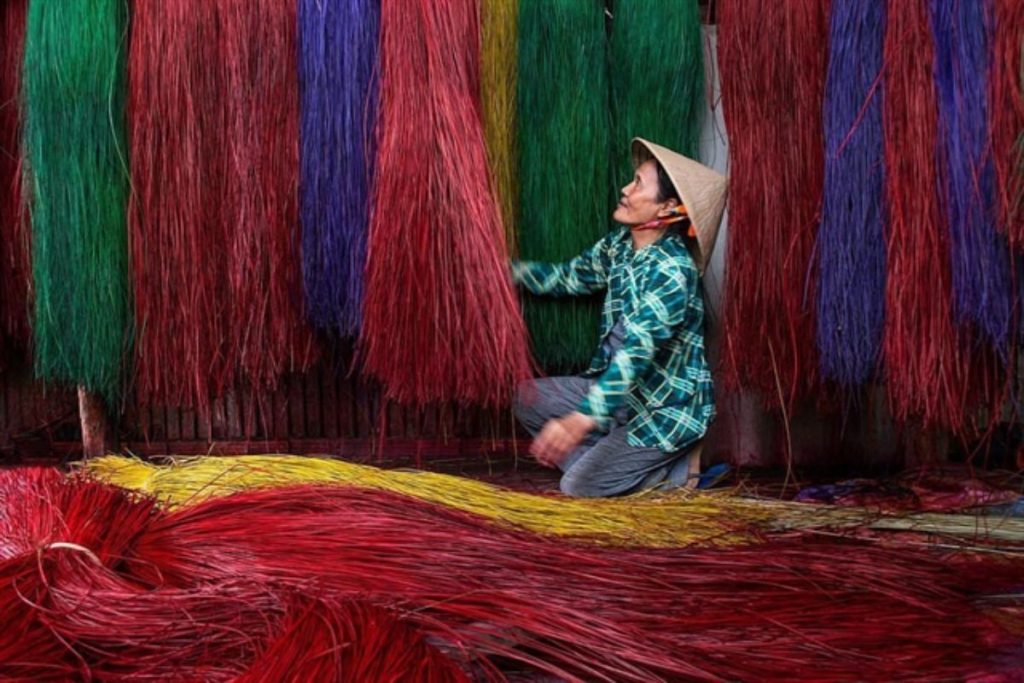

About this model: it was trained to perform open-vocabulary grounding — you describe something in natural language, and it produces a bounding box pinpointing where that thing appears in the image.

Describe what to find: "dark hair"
[655,161,680,203]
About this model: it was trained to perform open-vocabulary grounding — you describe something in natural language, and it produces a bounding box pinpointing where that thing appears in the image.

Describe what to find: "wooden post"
[78,386,109,459]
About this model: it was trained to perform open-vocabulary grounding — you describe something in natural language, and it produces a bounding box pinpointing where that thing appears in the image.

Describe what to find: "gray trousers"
[513,376,693,497]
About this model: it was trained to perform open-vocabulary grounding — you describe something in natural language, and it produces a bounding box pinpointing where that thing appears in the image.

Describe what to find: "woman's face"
[612,160,675,226]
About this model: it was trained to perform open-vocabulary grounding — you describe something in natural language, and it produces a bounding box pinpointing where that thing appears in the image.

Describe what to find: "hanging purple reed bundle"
[929,0,1015,354]
[816,0,887,387]
[299,0,379,336]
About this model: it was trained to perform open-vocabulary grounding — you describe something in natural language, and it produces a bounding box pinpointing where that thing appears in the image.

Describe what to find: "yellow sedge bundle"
[83,454,767,547]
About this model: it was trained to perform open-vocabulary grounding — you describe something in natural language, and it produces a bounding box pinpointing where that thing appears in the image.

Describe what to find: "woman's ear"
[655,198,680,218]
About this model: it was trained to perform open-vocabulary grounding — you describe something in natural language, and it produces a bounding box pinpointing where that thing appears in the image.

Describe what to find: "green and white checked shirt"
[513,227,714,453]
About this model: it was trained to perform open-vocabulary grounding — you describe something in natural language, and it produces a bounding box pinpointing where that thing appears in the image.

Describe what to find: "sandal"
[687,462,732,490]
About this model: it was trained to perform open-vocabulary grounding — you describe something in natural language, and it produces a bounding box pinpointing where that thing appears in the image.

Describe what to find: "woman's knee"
[558,462,608,498]
[513,377,566,422]
[559,471,601,497]
[512,379,538,423]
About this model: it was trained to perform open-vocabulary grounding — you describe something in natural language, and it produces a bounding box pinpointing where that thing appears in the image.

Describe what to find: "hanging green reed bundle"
[516,0,609,371]
[481,0,519,256]
[608,0,704,175]
[22,0,131,401]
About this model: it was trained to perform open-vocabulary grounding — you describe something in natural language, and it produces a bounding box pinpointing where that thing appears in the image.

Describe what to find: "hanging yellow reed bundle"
[480,0,518,255]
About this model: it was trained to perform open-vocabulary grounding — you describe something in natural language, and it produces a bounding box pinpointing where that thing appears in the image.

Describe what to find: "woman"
[512,138,727,497]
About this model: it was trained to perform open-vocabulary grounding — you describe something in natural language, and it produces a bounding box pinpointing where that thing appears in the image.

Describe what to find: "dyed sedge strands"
[817,0,887,387]
[128,0,315,411]
[609,0,704,171]
[0,468,468,682]
[930,0,1015,353]
[0,0,30,361]
[3,466,1019,681]
[298,0,379,336]
[84,454,760,548]
[883,0,966,431]
[516,0,608,370]
[481,0,519,257]
[128,0,228,410]
[23,0,132,401]
[992,0,1024,247]
[880,0,1007,434]
[718,0,829,408]
[361,0,533,409]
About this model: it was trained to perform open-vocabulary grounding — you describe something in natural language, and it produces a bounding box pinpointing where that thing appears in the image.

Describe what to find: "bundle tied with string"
[817,0,887,387]
[718,0,830,408]
[299,0,379,336]
[882,0,975,433]
[516,0,609,370]
[930,0,1015,354]
[129,0,315,412]
[992,0,1024,247]
[360,0,533,408]
[609,0,704,174]
[23,0,132,401]
[0,0,30,361]
[0,468,467,682]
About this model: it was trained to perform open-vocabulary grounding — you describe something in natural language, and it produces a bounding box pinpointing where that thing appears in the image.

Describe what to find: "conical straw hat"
[631,138,727,274]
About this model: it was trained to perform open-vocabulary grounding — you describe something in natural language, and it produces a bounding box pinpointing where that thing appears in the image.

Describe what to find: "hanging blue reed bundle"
[299,0,379,336]
[816,0,887,387]
[22,0,131,401]
[929,0,1014,354]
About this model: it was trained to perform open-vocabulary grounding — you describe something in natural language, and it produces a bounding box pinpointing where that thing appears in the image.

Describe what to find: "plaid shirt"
[513,227,714,453]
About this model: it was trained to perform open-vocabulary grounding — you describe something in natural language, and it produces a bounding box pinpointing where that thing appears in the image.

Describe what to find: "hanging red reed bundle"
[360,0,533,408]
[0,0,30,360]
[128,0,228,411]
[219,0,315,392]
[717,0,830,408]
[992,0,1024,247]
[882,0,972,432]
[128,0,314,412]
